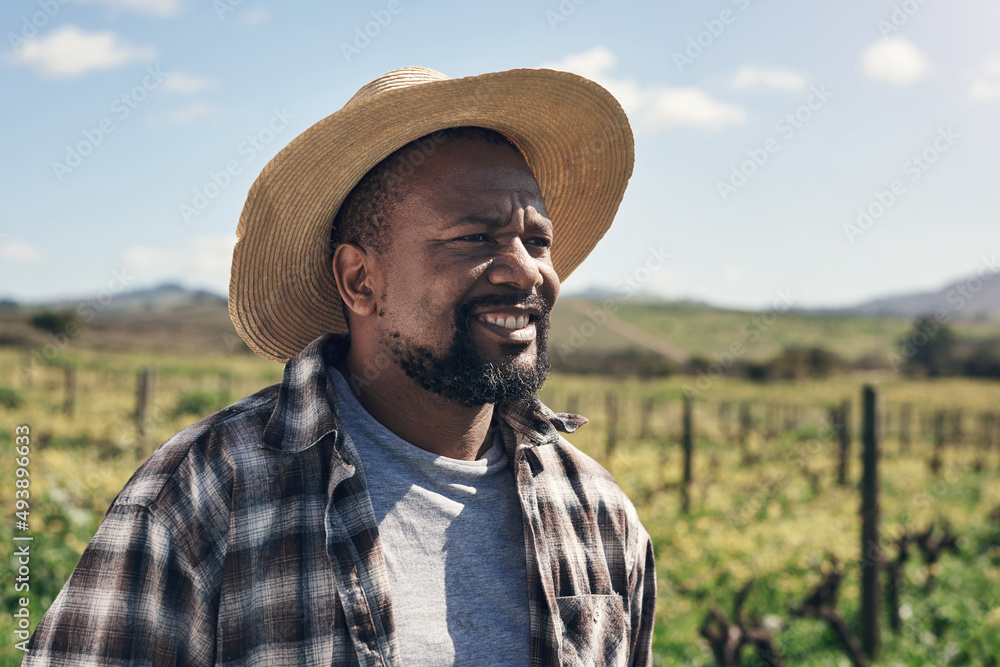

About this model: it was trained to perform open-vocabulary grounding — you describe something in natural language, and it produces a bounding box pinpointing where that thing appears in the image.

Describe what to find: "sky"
[1,0,998,311]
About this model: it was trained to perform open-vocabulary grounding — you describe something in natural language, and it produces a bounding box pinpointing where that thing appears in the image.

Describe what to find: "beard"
[385,292,551,407]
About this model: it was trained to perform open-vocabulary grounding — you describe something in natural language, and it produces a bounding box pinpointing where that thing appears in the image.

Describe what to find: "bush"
[552,349,675,378]
[743,346,845,382]
[30,310,78,335]
[174,390,231,417]
[899,315,956,377]
[744,362,771,382]
[0,386,23,409]
[963,347,1000,378]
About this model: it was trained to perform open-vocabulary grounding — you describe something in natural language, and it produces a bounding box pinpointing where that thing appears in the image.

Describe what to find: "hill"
[819,266,1000,321]
[3,284,998,368]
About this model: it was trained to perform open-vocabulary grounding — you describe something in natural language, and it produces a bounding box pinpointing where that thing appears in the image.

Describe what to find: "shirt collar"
[260,332,588,454]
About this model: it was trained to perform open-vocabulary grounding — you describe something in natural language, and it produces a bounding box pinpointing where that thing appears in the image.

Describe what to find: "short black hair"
[329,126,519,328]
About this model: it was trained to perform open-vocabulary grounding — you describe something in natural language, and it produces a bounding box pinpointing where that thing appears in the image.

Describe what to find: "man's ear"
[332,243,378,320]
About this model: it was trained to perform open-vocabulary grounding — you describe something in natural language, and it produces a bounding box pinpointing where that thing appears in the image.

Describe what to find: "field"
[1,303,999,665]
[539,373,1000,665]
[550,298,1000,365]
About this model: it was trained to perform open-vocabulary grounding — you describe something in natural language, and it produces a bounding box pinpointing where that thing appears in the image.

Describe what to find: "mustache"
[456,292,552,330]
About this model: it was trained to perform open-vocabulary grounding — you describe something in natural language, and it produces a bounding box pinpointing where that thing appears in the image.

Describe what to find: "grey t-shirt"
[329,367,531,666]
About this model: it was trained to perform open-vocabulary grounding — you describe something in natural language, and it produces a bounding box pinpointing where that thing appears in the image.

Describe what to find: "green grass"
[550,298,1000,364]
[1,346,999,665]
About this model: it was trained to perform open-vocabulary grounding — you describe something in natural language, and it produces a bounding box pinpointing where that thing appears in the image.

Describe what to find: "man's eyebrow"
[446,214,504,229]
[445,214,553,233]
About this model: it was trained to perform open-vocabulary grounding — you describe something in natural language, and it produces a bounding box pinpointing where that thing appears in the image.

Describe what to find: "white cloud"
[162,72,218,94]
[969,56,1000,101]
[0,240,39,261]
[545,45,616,82]
[723,268,744,286]
[166,101,221,123]
[542,46,645,112]
[77,0,183,17]
[970,80,1000,100]
[240,8,270,26]
[645,87,747,131]
[731,66,807,91]
[862,37,927,85]
[3,25,157,77]
[542,46,746,132]
[124,236,235,290]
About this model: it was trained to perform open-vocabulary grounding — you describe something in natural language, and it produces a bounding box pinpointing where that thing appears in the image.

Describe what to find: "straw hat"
[229,66,634,362]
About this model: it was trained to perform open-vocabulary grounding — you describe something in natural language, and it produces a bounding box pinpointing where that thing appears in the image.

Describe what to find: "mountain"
[823,270,1000,321]
[0,284,239,356]
[46,283,227,315]
[11,269,1000,321]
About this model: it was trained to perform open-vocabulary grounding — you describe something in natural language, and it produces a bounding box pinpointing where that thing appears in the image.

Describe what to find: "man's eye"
[528,237,552,248]
[458,234,490,242]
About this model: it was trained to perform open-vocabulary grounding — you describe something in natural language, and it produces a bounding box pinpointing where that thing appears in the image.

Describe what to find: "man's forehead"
[399,140,549,217]
[414,140,538,185]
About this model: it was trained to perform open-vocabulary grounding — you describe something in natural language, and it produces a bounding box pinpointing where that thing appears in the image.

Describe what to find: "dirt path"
[563,298,691,364]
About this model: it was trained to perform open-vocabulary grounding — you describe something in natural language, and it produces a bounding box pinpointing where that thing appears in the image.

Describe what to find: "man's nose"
[486,237,544,290]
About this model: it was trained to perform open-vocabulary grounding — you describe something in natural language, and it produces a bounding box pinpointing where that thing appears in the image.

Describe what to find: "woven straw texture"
[229,66,634,362]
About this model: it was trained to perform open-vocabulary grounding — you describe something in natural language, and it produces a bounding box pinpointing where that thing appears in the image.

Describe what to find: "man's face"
[367,138,560,406]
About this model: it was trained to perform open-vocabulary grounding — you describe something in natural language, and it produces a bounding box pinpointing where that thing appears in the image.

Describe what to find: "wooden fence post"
[899,403,912,455]
[63,364,76,417]
[995,412,1000,473]
[605,392,619,458]
[950,409,964,448]
[639,397,655,439]
[837,399,852,486]
[783,404,796,432]
[682,392,694,514]
[765,403,778,440]
[739,402,753,462]
[135,368,154,445]
[718,401,732,444]
[930,411,946,476]
[976,412,994,471]
[860,385,882,658]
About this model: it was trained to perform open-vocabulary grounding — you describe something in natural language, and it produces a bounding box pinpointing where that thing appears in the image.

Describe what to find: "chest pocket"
[555,594,628,666]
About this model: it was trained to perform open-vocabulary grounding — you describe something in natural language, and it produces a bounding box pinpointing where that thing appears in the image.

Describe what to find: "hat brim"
[229,67,634,362]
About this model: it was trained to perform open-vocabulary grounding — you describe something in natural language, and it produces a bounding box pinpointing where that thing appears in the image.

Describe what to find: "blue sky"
[1,0,997,310]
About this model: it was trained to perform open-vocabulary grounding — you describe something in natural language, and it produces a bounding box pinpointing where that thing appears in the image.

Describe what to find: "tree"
[900,315,955,377]
[29,310,78,335]
[964,347,1000,378]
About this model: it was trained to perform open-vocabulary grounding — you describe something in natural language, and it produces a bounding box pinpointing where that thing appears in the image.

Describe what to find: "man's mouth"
[472,310,537,343]
[475,313,532,330]
[461,294,548,346]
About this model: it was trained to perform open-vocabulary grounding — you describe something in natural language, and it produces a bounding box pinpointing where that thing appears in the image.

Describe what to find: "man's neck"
[335,354,497,461]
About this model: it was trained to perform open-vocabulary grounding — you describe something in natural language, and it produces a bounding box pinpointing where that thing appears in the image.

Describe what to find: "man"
[26,66,656,666]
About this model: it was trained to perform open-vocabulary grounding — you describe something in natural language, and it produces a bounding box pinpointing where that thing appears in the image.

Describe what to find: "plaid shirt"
[26,333,656,666]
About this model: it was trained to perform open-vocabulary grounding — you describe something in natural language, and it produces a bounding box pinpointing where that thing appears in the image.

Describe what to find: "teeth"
[477,313,531,330]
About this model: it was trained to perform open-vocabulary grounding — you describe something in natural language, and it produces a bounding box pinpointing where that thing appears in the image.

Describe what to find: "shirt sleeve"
[628,527,657,667]
[24,503,217,666]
